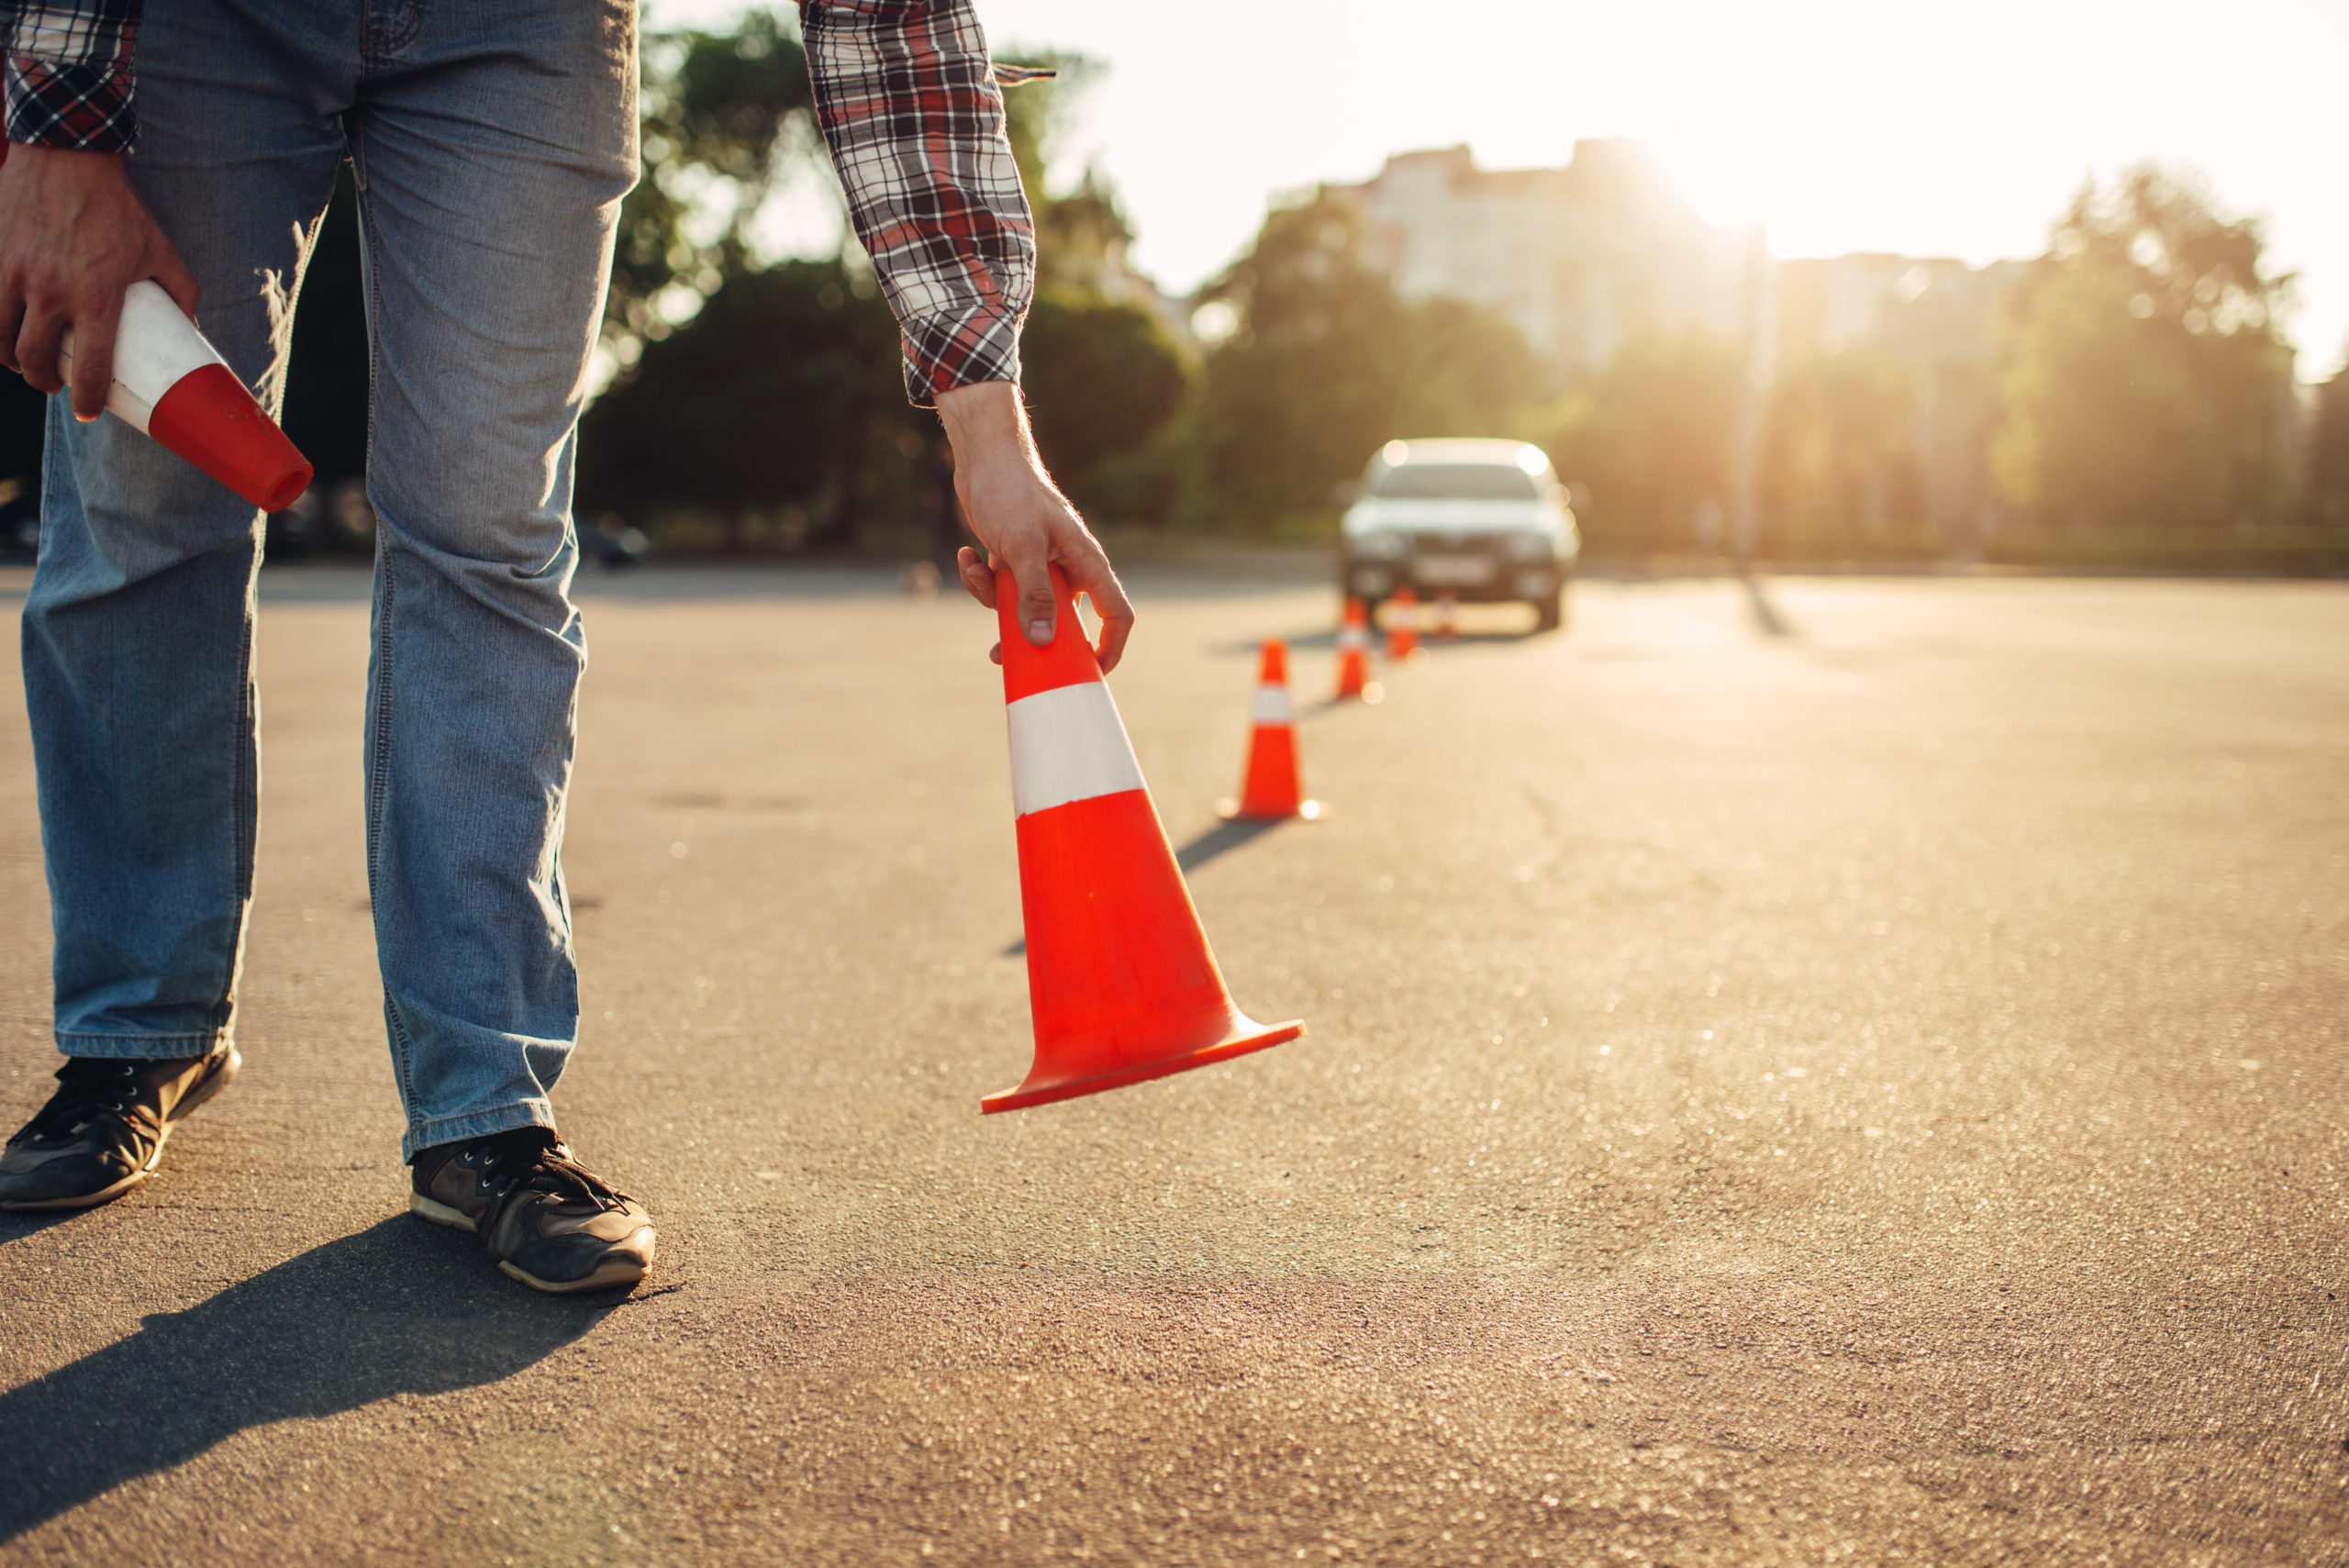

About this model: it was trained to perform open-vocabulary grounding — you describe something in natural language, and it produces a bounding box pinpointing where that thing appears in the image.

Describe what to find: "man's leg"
[350,2,653,1291]
[1,2,351,1208]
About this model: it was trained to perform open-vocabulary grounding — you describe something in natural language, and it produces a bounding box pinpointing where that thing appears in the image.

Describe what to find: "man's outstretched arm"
[800,0,1131,671]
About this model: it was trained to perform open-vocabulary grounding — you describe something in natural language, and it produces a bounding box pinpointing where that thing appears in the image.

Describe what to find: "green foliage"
[1020,288,1189,523]
[608,9,813,349]
[2304,350,2349,527]
[1187,191,1547,533]
[1990,166,2297,531]
[1760,345,1922,550]
[1542,332,1743,554]
[579,261,922,548]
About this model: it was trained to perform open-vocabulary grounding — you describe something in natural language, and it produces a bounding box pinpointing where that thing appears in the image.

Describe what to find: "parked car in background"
[1339,439,1579,630]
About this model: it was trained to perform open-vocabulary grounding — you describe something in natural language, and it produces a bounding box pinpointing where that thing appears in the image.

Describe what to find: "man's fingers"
[14,307,64,395]
[65,303,117,421]
[152,251,201,323]
[1005,547,1057,647]
[1060,546,1136,674]
[956,546,996,609]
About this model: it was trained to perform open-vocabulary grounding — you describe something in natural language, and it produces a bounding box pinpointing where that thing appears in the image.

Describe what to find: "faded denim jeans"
[23,0,638,1159]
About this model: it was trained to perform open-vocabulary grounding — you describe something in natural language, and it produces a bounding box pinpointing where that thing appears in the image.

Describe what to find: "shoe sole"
[409,1192,652,1295]
[0,1046,241,1213]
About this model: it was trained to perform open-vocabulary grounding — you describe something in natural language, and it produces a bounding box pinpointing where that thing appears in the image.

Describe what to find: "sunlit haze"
[654,0,2349,381]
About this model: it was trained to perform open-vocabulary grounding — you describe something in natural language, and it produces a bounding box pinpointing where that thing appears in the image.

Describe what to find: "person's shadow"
[0,1217,618,1541]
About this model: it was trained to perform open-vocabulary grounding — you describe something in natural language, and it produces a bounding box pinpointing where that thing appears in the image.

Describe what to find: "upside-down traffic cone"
[1219,639,1320,822]
[1435,589,1459,643]
[1334,596,1379,702]
[984,565,1304,1113]
[58,281,312,512]
[1386,584,1423,661]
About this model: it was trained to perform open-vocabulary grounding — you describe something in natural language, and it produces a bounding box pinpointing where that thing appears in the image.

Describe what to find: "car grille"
[1408,532,1529,553]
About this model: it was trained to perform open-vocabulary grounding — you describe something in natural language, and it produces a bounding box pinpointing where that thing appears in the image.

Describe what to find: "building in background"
[1338,141,1751,382]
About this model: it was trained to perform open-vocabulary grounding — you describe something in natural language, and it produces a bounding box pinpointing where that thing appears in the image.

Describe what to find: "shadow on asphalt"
[1000,817,1288,957]
[1174,817,1284,873]
[0,1217,616,1543]
[1742,573,1797,639]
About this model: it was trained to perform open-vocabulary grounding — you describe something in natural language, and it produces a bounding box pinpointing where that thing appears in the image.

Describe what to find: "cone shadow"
[1174,816,1284,874]
[0,1218,617,1542]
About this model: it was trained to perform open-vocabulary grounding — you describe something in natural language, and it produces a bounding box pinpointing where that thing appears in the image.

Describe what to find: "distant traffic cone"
[1219,639,1321,822]
[1333,597,1381,703]
[58,281,312,511]
[1386,584,1423,661]
[1435,589,1459,643]
[984,565,1304,1113]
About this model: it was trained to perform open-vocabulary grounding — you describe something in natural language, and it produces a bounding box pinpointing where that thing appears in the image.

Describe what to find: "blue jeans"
[23,0,638,1159]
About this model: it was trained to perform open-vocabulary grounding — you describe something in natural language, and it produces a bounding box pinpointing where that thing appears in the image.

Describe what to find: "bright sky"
[655,0,2349,382]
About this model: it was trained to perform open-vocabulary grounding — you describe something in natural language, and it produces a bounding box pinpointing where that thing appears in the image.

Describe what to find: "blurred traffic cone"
[1219,639,1321,822]
[58,281,312,512]
[985,565,1304,1113]
[1386,585,1423,661]
[1333,597,1381,703]
[1435,589,1459,643]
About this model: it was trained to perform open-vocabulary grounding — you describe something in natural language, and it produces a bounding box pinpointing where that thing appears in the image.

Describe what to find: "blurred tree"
[1020,287,1188,522]
[2304,347,2349,528]
[607,9,814,357]
[1542,331,1742,555]
[580,260,918,550]
[1990,166,2297,532]
[1760,346,1922,547]
[1187,190,1546,534]
[990,55,1195,527]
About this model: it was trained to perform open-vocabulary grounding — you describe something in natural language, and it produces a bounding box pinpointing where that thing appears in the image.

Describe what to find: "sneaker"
[409,1127,656,1294]
[0,1045,241,1211]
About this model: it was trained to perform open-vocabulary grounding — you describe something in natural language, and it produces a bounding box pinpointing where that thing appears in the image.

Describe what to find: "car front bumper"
[1341,552,1566,603]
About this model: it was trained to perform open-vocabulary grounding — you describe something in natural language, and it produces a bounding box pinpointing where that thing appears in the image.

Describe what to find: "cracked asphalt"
[0,564,2343,1566]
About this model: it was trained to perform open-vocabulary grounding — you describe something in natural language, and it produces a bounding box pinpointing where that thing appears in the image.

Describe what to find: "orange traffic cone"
[1386,585,1423,661]
[984,565,1304,1114]
[58,282,312,511]
[1333,597,1381,703]
[1219,639,1321,822]
[1435,589,1459,643]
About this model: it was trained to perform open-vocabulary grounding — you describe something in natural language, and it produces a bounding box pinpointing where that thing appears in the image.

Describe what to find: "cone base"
[981,1015,1304,1114]
[1216,797,1323,822]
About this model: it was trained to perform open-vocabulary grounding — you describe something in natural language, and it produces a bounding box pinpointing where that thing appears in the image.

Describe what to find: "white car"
[1340,439,1579,630]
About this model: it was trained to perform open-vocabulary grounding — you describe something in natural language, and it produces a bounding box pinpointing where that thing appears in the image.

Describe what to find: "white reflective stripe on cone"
[56,281,226,437]
[1338,628,1366,649]
[1252,685,1294,724]
[1006,680,1146,817]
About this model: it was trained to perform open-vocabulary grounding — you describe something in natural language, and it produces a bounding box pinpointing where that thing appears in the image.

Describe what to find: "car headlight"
[1351,529,1408,561]
[1504,532,1555,562]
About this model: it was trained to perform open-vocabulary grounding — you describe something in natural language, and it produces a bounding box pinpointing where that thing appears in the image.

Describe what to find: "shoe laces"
[476,1128,633,1216]
[17,1058,147,1144]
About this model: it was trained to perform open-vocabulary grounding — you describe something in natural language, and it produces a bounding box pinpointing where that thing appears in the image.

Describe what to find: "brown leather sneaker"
[0,1045,241,1211]
[409,1127,655,1294]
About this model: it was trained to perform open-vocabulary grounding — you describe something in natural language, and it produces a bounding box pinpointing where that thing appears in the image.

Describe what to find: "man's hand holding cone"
[937,380,1133,673]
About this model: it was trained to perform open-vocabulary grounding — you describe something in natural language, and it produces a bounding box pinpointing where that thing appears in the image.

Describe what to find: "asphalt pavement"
[0,563,2343,1566]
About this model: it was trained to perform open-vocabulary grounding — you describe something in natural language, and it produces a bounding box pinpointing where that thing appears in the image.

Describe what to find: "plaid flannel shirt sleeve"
[800,0,1035,408]
[4,0,142,154]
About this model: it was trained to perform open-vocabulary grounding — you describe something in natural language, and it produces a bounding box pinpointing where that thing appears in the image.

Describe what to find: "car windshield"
[1371,463,1542,501]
